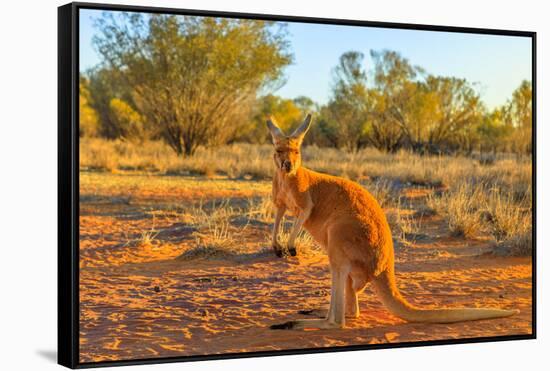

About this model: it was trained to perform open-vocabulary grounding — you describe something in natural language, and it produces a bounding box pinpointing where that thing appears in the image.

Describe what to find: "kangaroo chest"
[274,177,304,217]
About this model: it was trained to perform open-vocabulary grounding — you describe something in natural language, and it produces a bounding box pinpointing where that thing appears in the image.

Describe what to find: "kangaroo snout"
[282,160,292,172]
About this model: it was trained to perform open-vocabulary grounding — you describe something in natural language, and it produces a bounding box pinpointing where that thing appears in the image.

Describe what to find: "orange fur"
[268,114,518,330]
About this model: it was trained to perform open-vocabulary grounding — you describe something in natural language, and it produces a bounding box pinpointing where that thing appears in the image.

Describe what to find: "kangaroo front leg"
[271,266,348,330]
[287,203,312,256]
[271,206,286,258]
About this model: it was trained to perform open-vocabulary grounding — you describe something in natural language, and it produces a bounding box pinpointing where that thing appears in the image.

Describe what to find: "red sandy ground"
[78,173,532,363]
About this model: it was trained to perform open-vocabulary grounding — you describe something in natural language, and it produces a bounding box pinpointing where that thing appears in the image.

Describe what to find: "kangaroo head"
[266,114,312,175]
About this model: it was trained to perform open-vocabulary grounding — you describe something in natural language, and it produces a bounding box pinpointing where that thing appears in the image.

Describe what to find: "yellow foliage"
[108,98,146,142]
[79,79,99,137]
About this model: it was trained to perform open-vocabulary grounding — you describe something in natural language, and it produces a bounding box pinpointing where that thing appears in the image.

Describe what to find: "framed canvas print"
[58,2,536,368]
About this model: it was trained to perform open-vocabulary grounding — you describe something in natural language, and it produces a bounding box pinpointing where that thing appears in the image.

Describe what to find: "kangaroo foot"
[288,245,297,256]
[272,241,284,258]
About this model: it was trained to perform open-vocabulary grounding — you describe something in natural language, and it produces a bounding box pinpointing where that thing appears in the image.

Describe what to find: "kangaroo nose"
[282,160,291,171]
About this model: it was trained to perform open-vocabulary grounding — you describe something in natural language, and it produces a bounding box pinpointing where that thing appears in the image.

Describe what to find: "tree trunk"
[170,138,185,157]
[184,140,198,157]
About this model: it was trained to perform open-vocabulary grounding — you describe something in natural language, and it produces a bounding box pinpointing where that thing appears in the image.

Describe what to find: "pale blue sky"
[79,9,532,110]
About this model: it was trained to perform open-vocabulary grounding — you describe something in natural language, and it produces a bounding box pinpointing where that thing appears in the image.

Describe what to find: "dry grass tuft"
[387,199,424,245]
[364,178,397,208]
[123,212,160,248]
[137,229,160,248]
[246,196,274,223]
[276,229,323,257]
[178,199,239,228]
[484,190,532,256]
[173,198,249,260]
[427,183,485,238]
[427,182,532,256]
[177,211,253,261]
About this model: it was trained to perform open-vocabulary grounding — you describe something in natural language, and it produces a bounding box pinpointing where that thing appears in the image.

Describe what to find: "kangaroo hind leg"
[271,264,348,330]
[299,274,363,318]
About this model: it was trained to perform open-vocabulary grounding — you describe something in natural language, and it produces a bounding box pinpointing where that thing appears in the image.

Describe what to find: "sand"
[78,172,532,363]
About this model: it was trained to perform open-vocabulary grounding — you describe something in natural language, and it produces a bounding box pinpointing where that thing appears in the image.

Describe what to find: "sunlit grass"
[427,183,485,238]
[80,139,532,257]
[484,189,532,256]
[427,182,532,255]
[276,228,323,258]
[387,199,424,245]
[246,195,274,223]
[80,138,531,192]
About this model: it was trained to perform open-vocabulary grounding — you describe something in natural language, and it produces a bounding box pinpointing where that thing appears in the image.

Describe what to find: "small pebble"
[153,286,161,293]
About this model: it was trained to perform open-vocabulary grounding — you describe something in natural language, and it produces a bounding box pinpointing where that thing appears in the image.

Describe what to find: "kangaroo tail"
[372,267,519,323]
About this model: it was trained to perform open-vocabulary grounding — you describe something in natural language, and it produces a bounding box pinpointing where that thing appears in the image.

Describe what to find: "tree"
[93,12,292,155]
[243,94,303,143]
[293,96,316,113]
[477,107,513,153]
[368,50,422,152]
[79,77,100,137]
[108,98,148,143]
[507,80,532,153]
[364,88,406,152]
[308,106,339,147]
[85,68,135,139]
[326,51,370,152]
[368,51,484,154]
[424,76,483,153]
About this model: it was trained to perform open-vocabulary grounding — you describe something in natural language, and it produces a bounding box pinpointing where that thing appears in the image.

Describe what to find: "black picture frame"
[58,2,537,368]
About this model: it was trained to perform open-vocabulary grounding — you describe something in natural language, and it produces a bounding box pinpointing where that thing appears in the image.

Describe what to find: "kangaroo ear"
[290,113,312,141]
[266,116,285,141]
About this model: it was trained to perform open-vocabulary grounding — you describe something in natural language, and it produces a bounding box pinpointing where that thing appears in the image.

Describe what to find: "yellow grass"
[387,199,425,245]
[427,183,485,238]
[81,138,530,190]
[80,138,532,256]
[246,195,274,223]
[427,182,532,255]
[484,190,532,256]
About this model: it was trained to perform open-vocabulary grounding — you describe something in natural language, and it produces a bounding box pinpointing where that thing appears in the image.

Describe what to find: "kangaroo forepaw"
[272,242,284,258]
[288,246,297,256]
